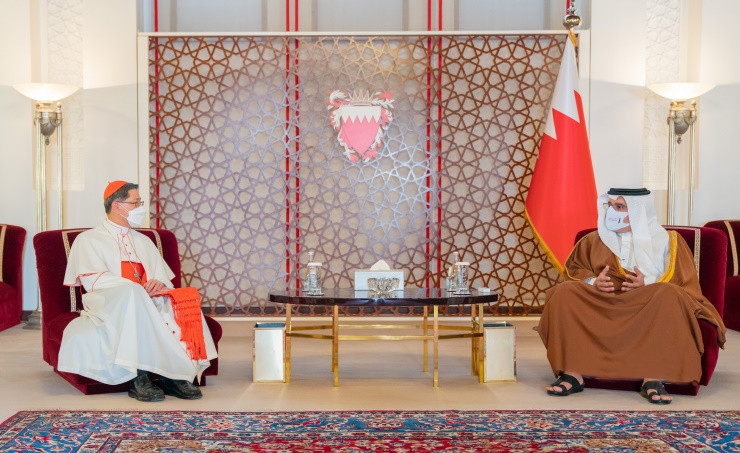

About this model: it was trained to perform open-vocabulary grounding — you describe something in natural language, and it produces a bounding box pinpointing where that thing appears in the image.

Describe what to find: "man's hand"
[622,266,645,292]
[594,266,615,292]
[143,279,168,296]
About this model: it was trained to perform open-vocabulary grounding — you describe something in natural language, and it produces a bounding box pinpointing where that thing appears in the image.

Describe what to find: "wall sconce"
[647,82,714,225]
[13,83,78,330]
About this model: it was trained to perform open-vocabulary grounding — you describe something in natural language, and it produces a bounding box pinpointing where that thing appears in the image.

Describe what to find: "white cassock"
[58,220,218,385]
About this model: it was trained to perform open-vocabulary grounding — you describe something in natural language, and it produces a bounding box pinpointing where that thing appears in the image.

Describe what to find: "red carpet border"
[1,410,739,452]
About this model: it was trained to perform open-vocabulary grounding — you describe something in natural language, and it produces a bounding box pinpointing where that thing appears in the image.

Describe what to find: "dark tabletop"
[269,287,499,307]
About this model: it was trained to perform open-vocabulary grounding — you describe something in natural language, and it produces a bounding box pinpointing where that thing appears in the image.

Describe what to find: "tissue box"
[354,270,405,290]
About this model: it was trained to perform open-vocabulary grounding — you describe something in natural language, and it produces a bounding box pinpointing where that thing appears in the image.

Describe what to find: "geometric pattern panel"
[436,35,565,314]
[150,37,289,316]
[288,36,437,316]
[150,35,565,316]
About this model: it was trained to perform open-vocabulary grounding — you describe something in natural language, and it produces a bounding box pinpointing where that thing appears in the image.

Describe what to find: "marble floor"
[1,317,739,423]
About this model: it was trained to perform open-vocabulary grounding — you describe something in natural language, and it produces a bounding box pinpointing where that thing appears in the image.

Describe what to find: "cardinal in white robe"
[58,181,218,401]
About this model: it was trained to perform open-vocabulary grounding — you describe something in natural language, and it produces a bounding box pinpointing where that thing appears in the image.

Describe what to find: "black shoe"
[161,377,203,400]
[641,380,672,405]
[546,373,585,397]
[128,373,165,402]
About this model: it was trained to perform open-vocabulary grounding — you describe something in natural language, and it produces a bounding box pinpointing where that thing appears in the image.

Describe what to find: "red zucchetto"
[103,180,128,200]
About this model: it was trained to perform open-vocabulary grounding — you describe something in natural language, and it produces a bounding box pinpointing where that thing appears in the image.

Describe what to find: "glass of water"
[302,251,323,295]
[454,261,471,295]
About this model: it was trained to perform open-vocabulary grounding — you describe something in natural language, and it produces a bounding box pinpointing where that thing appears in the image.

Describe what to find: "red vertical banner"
[284,0,292,288]
[284,0,301,290]
[525,36,597,274]
[436,0,443,285]
[424,0,444,289]
[154,0,161,229]
[425,0,432,289]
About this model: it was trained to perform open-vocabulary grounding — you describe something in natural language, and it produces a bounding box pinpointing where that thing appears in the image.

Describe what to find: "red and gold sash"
[162,287,208,361]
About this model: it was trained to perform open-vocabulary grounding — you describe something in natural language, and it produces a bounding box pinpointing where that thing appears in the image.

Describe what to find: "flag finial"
[563,1,581,32]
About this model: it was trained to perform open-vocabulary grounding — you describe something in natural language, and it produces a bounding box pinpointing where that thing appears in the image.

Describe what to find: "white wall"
[457,0,547,31]
[0,1,137,310]
[65,0,138,229]
[588,0,647,194]
[0,2,35,311]
[586,0,739,226]
[152,0,263,33]
[694,0,740,224]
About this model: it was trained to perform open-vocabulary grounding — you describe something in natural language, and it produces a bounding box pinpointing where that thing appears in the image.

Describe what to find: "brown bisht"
[538,231,726,384]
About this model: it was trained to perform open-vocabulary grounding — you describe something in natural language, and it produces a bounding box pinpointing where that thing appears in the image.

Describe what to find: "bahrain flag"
[525,36,597,274]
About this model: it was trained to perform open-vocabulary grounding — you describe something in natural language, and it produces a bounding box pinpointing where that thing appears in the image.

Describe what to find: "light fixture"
[13,83,79,330]
[647,82,714,225]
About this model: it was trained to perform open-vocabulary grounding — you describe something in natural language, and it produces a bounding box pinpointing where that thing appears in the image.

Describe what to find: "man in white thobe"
[58,181,218,401]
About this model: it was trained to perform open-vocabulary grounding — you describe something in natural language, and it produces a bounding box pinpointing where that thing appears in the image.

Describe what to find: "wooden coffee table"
[268,288,499,387]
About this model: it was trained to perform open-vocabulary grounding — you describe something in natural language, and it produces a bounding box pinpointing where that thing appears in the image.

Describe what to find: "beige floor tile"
[1,318,738,422]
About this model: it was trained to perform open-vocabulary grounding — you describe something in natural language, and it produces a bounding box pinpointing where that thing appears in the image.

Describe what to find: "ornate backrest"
[574,226,727,315]
[704,220,740,279]
[33,228,182,328]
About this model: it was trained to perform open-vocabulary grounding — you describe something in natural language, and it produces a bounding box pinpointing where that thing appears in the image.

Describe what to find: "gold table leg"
[433,304,439,388]
[279,298,487,387]
[471,303,477,375]
[477,303,485,383]
[285,303,292,384]
[423,306,428,372]
[332,304,339,387]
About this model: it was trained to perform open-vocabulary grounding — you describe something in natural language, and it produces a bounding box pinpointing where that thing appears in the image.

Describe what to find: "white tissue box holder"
[253,322,286,382]
[483,322,516,382]
[353,270,405,290]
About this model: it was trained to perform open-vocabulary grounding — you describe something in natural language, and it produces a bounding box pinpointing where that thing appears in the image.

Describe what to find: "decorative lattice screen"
[149,34,565,316]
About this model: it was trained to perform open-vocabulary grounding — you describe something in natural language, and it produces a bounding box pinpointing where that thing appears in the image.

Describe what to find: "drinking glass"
[454,262,471,295]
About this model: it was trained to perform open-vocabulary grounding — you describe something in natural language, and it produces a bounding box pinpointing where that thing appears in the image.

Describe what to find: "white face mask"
[605,206,630,231]
[121,205,147,228]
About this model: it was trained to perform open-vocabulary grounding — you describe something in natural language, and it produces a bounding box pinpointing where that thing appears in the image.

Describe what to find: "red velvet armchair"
[0,224,27,332]
[34,228,222,395]
[574,226,726,396]
[704,220,740,331]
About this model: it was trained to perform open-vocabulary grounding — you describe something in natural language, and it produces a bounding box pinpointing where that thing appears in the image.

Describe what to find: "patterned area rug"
[1,410,739,452]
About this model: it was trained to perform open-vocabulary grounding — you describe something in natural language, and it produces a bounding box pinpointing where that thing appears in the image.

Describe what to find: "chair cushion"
[45,311,81,369]
[671,227,727,316]
[0,282,20,331]
[724,276,740,331]
[0,224,26,332]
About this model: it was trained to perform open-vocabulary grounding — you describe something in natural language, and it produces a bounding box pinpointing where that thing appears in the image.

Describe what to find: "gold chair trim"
[724,221,739,277]
[62,229,87,312]
[670,227,700,275]
[0,225,6,283]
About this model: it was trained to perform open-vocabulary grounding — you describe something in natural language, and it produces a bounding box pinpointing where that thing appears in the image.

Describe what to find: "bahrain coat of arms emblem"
[327,90,394,163]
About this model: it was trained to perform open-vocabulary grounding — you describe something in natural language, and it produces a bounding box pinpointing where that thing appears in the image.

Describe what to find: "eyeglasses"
[116,200,145,208]
[602,202,628,212]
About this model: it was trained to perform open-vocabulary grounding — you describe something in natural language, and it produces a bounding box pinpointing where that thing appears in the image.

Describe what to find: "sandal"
[547,373,584,396]
[641,381,672,405]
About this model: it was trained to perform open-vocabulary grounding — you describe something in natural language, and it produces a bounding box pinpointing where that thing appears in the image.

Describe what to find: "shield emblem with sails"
[327,90,394,163]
